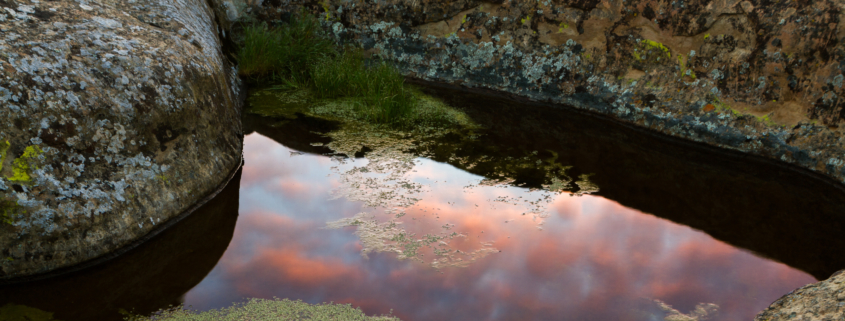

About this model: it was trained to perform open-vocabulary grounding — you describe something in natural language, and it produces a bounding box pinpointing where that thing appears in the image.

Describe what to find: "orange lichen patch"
[2,63,15,75]
[703,104,716,112]
[713,97,809,127]
[414,4,502,41]
[456,27,480,40]
[415,20,452,39]
[624,68,646,80]
[769,101,810,127]
[537,9,615,52]
[537,21,580,45]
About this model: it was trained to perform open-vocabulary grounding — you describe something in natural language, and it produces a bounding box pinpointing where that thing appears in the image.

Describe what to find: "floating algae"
[653,300,719,321]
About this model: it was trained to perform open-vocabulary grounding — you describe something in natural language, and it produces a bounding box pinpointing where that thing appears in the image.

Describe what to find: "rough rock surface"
[0,0,242,279]
[755,269,845,320]
[256,0,845,186]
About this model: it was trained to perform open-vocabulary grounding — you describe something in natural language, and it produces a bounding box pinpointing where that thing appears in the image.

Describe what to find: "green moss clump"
[642,40,671,58]
[632,39,671,65]
[0,140,9,173]
[1,200,19,225]
[7,145,43,183]
[124,298,400,321]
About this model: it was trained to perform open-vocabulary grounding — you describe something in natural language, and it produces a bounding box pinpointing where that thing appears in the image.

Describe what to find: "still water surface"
[3,84,842,321]
[181,132,813,321]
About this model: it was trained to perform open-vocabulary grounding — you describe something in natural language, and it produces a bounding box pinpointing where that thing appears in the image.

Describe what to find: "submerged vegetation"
[126,298,400,321]
[236,11,453,128]
[0,303,58,321]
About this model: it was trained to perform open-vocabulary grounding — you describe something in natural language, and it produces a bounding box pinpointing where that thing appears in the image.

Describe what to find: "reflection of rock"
[252,0,845,212]
[755,269,845,321]
[242,112,338,156]
[0,0,242,279]
[0,169,242,321]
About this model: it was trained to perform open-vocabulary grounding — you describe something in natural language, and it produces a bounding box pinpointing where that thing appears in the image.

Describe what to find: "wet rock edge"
[0,156,244,286]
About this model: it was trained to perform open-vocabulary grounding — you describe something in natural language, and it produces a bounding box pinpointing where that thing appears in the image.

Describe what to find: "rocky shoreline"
[1,0,843,318]
[250,0,845,318]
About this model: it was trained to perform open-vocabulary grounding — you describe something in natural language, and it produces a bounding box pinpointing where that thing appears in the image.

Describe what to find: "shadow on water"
[251,79,845,282]
[0,169,242,321]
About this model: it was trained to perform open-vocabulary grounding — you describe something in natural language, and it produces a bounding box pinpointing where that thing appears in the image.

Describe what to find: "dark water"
[3,83,845,321]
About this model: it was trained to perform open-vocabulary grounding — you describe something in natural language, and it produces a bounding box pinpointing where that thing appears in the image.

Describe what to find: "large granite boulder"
[0,0,242,280]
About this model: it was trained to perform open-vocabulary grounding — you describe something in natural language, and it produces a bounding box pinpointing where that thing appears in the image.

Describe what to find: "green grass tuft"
[310,49,417,126]
[238,11,462,129]
[237,9,335,82]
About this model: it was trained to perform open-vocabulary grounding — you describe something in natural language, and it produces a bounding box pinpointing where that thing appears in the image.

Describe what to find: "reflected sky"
[184,133,814,321]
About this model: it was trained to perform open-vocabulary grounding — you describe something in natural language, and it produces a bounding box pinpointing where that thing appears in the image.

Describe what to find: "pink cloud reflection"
[185,138,815,321]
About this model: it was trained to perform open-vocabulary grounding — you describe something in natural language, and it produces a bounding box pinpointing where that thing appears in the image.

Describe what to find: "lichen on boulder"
[755,269,845,321]
[0,0,242,279]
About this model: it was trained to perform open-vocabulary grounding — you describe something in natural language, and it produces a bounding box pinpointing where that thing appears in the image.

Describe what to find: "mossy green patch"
[1,199,21,225]
[521,15,531,25]
[0,303,59,321]
[0,140,9,173]
[247,87,314,118]
[319,0,334,21]
[710,98,743,117]
[712,98,779,126]
[125,298,400,321]
[0,140,12,171]
[7,145,42,183]
[632,51,642,60]
[643,40,671,58]
[250,84,475,132]
[632,40,671,65]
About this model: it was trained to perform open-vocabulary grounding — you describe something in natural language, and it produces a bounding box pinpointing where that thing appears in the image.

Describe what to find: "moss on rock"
[127,298,400,321]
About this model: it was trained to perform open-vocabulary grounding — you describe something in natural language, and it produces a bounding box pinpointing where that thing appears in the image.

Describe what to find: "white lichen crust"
[0,0,242,279]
